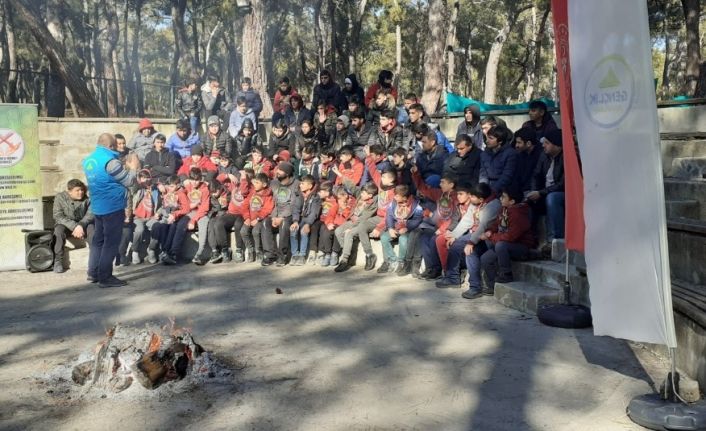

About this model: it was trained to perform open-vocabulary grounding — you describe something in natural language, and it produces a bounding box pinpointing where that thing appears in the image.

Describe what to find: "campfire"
[70,321,212,393]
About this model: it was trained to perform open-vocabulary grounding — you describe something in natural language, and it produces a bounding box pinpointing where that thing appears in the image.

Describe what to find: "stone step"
[666,199,700,219]
[664,178,706,221]
[510,260,591,307]
[662,140,706,176]
[671,156,706,180]
[494,281,563,315]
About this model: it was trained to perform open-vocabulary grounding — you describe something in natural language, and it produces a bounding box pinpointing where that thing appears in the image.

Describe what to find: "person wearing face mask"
[261,162,301,267]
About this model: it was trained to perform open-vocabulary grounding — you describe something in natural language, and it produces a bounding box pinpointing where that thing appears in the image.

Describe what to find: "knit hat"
[191,145,204,156]
[277,161,294,177]
[278,150,292,162]
[344,77,352,85]
[337,115,350,128]
[138,118,154,131]
[207,115,220,126]
[543,129,563,147]
[211,149,221,158]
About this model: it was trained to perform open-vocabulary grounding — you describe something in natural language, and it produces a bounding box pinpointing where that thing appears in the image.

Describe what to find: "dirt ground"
[0,260,666,430]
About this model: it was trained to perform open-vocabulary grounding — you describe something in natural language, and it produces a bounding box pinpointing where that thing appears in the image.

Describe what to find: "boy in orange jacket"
[239,172,275,262]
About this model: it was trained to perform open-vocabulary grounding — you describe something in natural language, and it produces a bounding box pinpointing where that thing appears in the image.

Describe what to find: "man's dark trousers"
[88,210,124,281]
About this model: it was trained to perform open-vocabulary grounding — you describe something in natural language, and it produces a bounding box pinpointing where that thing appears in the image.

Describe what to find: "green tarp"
[445,91,557,114]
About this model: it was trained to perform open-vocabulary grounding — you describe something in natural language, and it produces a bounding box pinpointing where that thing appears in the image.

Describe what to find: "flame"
[148,333,161,353]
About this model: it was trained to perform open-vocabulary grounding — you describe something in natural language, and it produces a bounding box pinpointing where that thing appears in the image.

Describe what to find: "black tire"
[537,304,592,329]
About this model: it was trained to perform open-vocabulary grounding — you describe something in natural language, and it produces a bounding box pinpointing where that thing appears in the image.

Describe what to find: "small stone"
[275,288,282,294]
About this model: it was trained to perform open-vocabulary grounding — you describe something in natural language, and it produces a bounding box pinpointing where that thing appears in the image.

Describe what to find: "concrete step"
[662,139,706,176]
[671,156,706,180]
[494,281,563,315]
[664,178,706,221]
[666,199,700,219]
[510,260,591,307]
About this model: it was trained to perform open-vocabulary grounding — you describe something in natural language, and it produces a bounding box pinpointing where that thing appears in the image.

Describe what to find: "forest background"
[1,0,705,118]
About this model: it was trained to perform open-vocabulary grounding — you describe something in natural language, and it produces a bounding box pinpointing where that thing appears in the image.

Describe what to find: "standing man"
[83,133,140,288]
[235,77,264,120]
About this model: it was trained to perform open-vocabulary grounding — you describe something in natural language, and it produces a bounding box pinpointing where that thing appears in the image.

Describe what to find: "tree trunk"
[102,0,120,116]
[445,0,459,92]
[4,0,18,103]
[203,22,221,77]
[526,3,549,101]
[421,0,447,114]
[46,0,66,117]
[483,20,510,104]
[313,0,325,72]
[662,31,672,96]
[681,0,701,95]
[347,0,368,73]
[132,0,144,116]
[122,0,135,115]
[190,0,201,71]
[9,0,103,116]
[242,0,273,118]
[171,0,196,86]
[695,61,706,98]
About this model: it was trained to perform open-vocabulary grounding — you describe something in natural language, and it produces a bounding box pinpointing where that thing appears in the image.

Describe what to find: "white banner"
[569,0,677,347]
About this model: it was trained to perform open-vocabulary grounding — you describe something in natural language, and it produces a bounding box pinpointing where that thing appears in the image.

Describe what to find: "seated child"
[51,179,94,273]
[151,175,190,264]
[333,145,364,186]
[240,172,275,263]
[243,145,274,179]
[289,175,322,265]
[333,182,379,272]
[378,184,423,275]
[210,169,253,263]
[129,170,161,264]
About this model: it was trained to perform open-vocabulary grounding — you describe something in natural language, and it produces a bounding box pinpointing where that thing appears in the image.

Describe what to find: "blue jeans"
[289,225,311,256]
[464,241,489,289]
[189,115,200,133]
[420,230,441,271]
[88,209,125,281]
[546,192,565,240]
[446,233,473,282]
[480,241,529,287]
[380,231,409,263]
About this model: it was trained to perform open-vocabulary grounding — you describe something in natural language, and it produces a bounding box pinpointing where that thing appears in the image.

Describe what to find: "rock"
[71,360,94,385]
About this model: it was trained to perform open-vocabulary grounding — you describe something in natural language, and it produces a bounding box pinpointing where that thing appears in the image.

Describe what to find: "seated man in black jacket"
[526,129,565,247]
[52,179,95,273]
[144,134,177,184]
[442,134,481,187]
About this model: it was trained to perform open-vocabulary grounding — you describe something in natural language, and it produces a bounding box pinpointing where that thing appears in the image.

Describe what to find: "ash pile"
[39,322,234,399]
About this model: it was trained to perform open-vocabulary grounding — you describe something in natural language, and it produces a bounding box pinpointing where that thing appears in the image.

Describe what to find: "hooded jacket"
[320,196,338,225]
[271,177,300,218]
[412,170,458,232]
[234,88,264,118]
[273,85,299,114]
[488,202,536,248]
[228,108,257,138]
[312,80,346,113]
[158,186,190,220]
[342,74,365,104]
[226,176,252,217]
[244,186,274,221]
[456,120,485,150]
[183,181,211,223]
[385,196,423,232]
[176,156,218,178]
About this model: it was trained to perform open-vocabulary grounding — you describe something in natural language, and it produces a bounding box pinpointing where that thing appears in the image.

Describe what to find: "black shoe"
[161,253,177,265]
[53,261,65,273]
[209,251,223,264]
[462,287,483,299]
[436,277,460,288]
[482,285,495,296]
[334,261,351,273]
[261,256,277,266]
[396,261,411,276]
[376,261,390,274]
[98,276,128,288]
[410,259,422,278]
[364,254,377,271]
[222,248,232,263]
[421,269,443,280]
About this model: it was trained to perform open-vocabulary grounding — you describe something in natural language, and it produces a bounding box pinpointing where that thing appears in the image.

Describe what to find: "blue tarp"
[445,91,557,114]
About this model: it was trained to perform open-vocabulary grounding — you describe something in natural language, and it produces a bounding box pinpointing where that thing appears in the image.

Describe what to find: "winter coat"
[364,82,399,107]
[53,191,93,230]
[522,114,558,142]
[415,144,448,181]
[128,131,159,162]
[479,144,519,195]
[295,158,321,181]
[176,88,203,118]
[335,158,364,186]
[158,187,190,220]
[131,187,161,219]
[201,84,231,118]
[273,86,299,114]
[346,125,372,150]
[342,74,365,104]
[313,110,338,150]
[292,190,322,226]
[234,89,264,118]
[294,130,319,157]
[166,131,201,159]
[226,176,252,217]
[144,148,177,184]
[244,187,274,221]
[456,120,485,149]
[515,145,543,192]
[384,197,423,232]
[229,134,261,161]
[176,156,218,178]
[266,131,296,160]
[244,158,274,178]
[443,147,481,187]
[327,129,349,153]
[271,177,300,218]
[228,109,257,138]
[312,81,346,113]
[531,151,565,196]
[283,107,313,131]
[202,130,233,157]
[367,125,407,152]
[488,203,536,248]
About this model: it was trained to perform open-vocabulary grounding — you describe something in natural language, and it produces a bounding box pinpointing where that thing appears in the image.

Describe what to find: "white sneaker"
[131,251,141,264]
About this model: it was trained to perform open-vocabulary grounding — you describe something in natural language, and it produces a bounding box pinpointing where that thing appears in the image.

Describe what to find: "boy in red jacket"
[244,146,274,179]
[240,172,275,262]
[308,181,337,265]
[473,187,535,295]
[151,175,191,264]
[333,146,364,186]
[177,145,217,180]
[209,169,254,264]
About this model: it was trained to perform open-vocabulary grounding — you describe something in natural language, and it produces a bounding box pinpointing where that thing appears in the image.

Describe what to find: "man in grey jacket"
[52,179,95,273]
[436,183,500,289]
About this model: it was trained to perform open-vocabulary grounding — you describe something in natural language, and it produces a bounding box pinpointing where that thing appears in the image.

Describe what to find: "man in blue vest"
[83,133,139,288]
